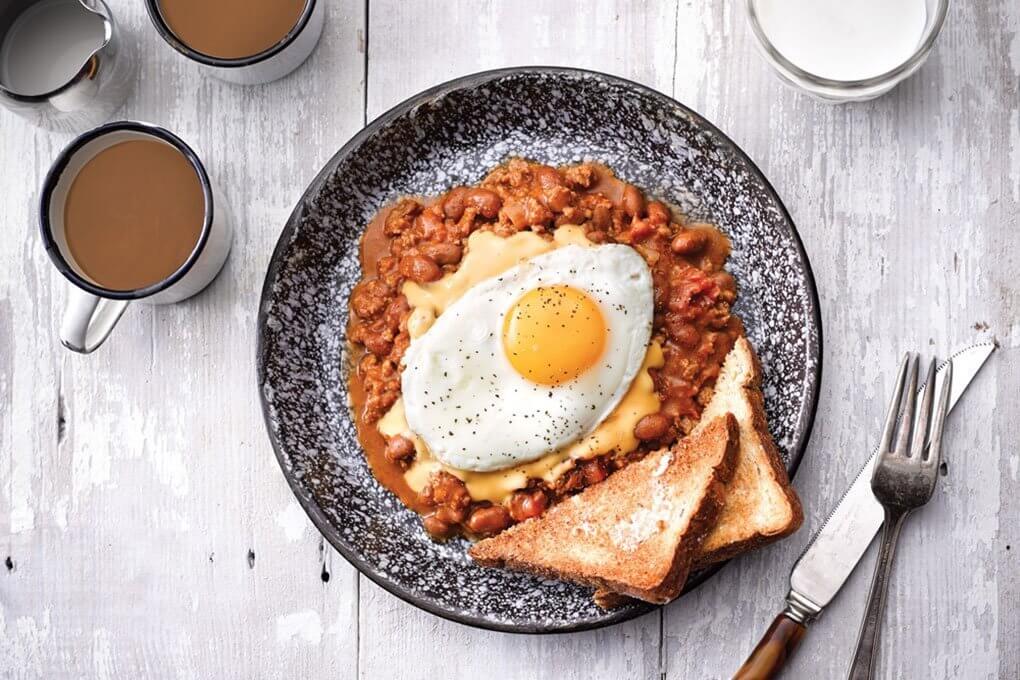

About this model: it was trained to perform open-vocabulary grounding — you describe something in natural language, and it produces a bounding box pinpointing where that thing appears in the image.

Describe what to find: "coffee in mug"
[155,0,308,60]
[40,121,233,354]
[144,0,324,85]
[64,138,206,291]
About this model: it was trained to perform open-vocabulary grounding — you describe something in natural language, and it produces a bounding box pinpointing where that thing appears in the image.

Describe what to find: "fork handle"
[847,508,910,680]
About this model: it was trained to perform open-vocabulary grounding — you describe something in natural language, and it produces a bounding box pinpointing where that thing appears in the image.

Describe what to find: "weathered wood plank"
[662,2,1018,679]
[1,1,365,677]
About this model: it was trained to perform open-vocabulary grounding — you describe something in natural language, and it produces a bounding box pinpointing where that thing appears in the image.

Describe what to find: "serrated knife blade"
[733,343,995,680]
[788,342,994,614]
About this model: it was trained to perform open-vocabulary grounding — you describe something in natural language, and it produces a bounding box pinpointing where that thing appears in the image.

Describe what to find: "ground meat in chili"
[347,158,742,540]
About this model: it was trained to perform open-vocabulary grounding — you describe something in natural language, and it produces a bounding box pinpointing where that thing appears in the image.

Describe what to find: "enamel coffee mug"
[143,0,324,85]
[39,121,232,354]
[0,0,135,130]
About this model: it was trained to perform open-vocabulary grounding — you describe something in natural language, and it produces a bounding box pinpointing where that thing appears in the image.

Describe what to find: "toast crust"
[592,588,632,609]
[691,338,803,569]
[470,415,739,604]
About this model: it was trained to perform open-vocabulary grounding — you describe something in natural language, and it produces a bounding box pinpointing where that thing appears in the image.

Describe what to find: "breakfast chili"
[347,159,742,540]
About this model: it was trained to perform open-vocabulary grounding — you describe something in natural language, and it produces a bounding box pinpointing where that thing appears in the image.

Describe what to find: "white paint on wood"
[276,609,324,645]
[1,1,365,678]
[277,501,312,543]
[1,0,1017,678]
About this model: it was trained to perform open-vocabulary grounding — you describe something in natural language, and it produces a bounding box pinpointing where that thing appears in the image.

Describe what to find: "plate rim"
[256,65,824,635]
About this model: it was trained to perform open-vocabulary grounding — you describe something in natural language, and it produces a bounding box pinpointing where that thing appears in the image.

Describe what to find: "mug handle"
[60,286,130,354]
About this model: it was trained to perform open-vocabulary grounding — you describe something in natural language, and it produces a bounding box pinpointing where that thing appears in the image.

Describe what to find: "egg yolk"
[502,285,606,385]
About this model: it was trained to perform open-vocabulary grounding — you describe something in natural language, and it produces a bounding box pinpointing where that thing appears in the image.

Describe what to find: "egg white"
[401,244,653,472]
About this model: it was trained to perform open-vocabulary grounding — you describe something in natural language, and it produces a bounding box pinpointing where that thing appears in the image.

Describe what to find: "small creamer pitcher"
[0,0,135,130]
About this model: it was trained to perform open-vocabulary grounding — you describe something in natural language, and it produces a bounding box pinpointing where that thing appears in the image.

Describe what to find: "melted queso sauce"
[346,160,742,538]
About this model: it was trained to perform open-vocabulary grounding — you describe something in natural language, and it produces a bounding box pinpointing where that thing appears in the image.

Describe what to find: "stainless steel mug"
[0,0,134,130]
[39,121,233,354]
[144,0,324,85]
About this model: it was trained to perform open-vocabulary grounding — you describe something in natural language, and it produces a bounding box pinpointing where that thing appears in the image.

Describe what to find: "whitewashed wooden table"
[1,2,1017,678]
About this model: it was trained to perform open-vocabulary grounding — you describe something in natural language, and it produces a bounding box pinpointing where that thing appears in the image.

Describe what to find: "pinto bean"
[671,229,709,255]
[464,188,502,219]
[399,254,441,283]
[433,504,467,525]
[622,184,645,217]
[647,201,671,226]
[422,513,456,540]
[383,435,415,466]
[591,204,612,231]
[534,165,564,189]
[579,458,609,486]
[509,489,548,522]
[420,241,463,265]
[628,219,655,242]
[634,413,670,441]
[466,504,511,536]
[442,187,468,220]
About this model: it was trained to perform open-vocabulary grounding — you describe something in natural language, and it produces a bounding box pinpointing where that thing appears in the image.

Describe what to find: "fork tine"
[893,354,920,455]
[879,353,912,453]
[910,358,938,459]
[925,361,953,465]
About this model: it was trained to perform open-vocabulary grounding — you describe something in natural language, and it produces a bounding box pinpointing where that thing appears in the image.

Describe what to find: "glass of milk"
[746,0,949,102]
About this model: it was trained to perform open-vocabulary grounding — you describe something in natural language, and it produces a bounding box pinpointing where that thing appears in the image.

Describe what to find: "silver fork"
[847,353,953,680]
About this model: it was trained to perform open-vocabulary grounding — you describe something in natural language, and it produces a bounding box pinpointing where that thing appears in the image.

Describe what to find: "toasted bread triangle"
[690,337,804,569]
[469,415,739,604]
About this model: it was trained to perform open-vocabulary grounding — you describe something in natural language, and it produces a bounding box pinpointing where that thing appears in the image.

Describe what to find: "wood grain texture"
[1,1,366,677]
[1,1,1017,678]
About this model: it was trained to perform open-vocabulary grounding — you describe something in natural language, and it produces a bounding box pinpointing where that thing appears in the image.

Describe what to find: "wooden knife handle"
[732,612,807,680]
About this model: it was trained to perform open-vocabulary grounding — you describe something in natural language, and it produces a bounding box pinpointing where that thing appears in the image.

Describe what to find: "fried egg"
[401,244,653,472]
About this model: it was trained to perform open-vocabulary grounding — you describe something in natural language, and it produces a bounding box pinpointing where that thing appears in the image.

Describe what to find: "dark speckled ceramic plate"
[257,67,822,633]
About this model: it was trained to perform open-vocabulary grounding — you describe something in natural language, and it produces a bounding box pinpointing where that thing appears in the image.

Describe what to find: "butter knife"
[732,342,996,680]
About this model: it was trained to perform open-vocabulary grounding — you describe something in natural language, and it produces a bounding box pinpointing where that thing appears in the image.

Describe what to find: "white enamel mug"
[39,121,232,354]
[143,0,324,86]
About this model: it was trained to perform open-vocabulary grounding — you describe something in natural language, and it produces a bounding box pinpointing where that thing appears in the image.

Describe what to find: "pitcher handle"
[60,286,129,354]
